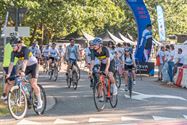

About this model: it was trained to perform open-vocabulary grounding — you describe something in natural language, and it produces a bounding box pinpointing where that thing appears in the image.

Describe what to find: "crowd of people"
[156,44,184,85]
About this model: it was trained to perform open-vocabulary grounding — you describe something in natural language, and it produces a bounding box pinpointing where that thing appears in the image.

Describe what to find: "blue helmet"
[92,37,103,45]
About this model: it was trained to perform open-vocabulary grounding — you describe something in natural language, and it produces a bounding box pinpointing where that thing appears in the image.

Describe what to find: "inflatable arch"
[126,0,152,62]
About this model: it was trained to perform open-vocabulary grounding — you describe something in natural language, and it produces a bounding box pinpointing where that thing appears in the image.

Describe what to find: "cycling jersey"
[11,46,38,66]
[66,45,79,61]
[29,46,41,57]
[42,48,50,57]
[122,54,135,70]
[49,48,59,58]
[91,46,110,64]
[58,48,65,57]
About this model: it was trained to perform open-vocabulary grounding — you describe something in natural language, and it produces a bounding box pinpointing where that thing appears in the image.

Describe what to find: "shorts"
[3,66,16,81]
[124,65,134,70]
[25,63,38,78]
[100,60,115,73]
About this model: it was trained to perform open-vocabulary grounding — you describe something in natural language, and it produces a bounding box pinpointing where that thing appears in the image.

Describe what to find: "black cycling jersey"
[91,46,110,64]
[11,46,32,62]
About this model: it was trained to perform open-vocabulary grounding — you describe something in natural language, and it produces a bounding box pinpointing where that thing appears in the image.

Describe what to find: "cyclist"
[48,43,60,69]
[42,44,50,60]
[90,37,117,96]
[1,42,18,103]
[29,43,41,60]
[65,38,80,77]
[58,45,65,66]
[7,39,43,110]
[122,48,137,91]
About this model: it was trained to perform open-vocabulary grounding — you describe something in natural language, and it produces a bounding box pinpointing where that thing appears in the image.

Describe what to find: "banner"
[156,5,166,42]
[136,62,155,75]
[126,0,152,62]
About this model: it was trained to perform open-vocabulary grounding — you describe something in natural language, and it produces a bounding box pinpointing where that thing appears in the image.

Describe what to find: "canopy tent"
[63,30,86,41]
[118,32,136,46]
[107,30,124,44]
[82,31,95,41]
[98,31,114,42]
[127,33,134,41]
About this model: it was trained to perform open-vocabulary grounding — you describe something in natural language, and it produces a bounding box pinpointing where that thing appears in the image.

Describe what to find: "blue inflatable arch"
[126,0,152,62]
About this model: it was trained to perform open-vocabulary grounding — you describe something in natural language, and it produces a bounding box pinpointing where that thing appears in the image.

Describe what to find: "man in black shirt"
[90,37,117,96]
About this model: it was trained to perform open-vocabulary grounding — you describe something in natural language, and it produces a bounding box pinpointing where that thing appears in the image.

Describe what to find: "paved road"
[1,69,187,125]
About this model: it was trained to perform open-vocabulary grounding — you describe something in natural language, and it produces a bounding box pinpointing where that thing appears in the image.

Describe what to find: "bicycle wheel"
[33,84,47,115]
[8,86,28,120]
[93,83,106,111]
[53,67,58,81]
[128,76,133,98]
[48,70,53,80]
[66,74,71,88]
[72,71,78,90]
[114,71,121,89]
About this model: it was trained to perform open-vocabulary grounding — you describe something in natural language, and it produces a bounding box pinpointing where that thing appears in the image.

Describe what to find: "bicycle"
[93,72,118,111]
[42,57,49,74]
[66,60,80,90]
[114,64,122,89]
[48,60,58,81]
[7,75,46,120]
[126,69,134,98]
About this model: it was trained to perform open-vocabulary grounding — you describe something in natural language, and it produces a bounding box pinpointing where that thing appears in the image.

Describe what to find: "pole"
[1,11,9,91]
[15,8,18,32]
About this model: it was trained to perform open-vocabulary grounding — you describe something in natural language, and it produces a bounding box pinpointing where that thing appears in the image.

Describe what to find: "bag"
[156,56,160,66]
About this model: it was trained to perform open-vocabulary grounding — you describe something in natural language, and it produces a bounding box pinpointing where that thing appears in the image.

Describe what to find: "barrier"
[175,66,187,88]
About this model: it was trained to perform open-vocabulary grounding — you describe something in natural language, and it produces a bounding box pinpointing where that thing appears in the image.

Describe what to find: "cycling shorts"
[124,65,134,70]
[25,63,38,78]
[100,60,115,73]
[3,66,16,81]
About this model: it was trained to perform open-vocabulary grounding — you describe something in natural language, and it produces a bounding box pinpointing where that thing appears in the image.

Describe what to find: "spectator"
[157,46,165,81]
[162,45,170,82]
[174,48,184,75]
[167,44,175,84]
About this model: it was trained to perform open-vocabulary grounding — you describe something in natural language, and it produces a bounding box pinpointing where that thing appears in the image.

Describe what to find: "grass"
[0,85,9,116]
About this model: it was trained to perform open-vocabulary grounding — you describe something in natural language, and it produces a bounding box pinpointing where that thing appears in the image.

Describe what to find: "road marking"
[152,116,176,121]
[17,119,41,125]
[88,118,111,123]
[132,91,187,101]
[54,118,79,124]
[121,116,142,121]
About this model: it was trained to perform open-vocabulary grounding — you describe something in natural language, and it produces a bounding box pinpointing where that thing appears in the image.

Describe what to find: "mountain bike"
[48,60,58,81]
[66,60,80,90]
[7,75,46,120]
[93,72,118,111]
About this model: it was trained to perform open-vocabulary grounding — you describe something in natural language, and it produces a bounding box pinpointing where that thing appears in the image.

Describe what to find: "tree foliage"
[0,0,186,44]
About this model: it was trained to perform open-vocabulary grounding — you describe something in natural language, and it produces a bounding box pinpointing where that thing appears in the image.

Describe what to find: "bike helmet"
[92,37,103,45]
[124,48,130,52]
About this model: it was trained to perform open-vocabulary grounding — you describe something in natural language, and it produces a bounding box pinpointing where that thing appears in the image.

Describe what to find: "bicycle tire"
[128,76,133,99]
[48,70,53,80]
[109,94,118,108]
[72,71,78,90]
[114,71,121,89]
[66,75,71,88]
[53,67,58,81]
[8,85,28,120]
[33,84,47,115]
[93,83,106,111]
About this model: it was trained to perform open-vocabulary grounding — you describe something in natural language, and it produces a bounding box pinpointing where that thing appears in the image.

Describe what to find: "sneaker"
[125,85,128,92]
[133,81,136,85]
[1,95,7,100]
[112,84,118,96]
[36,100,43,110]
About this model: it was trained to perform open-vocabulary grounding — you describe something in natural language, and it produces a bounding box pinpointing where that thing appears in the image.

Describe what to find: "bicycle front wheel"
[8,86,28,120]
[114,71,121,88]
[33,84,47,115]
[93,83,106,111]
[128,77,133,98]
[72,71,78,90]
[53,67,58,81]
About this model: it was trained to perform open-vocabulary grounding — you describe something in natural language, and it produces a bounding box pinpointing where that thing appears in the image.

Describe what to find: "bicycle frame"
[99,73,111,98]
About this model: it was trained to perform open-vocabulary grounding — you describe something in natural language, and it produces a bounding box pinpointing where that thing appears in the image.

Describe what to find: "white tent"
[107,30,124,44]
[118,32,136,46]
[82,31,95,41]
